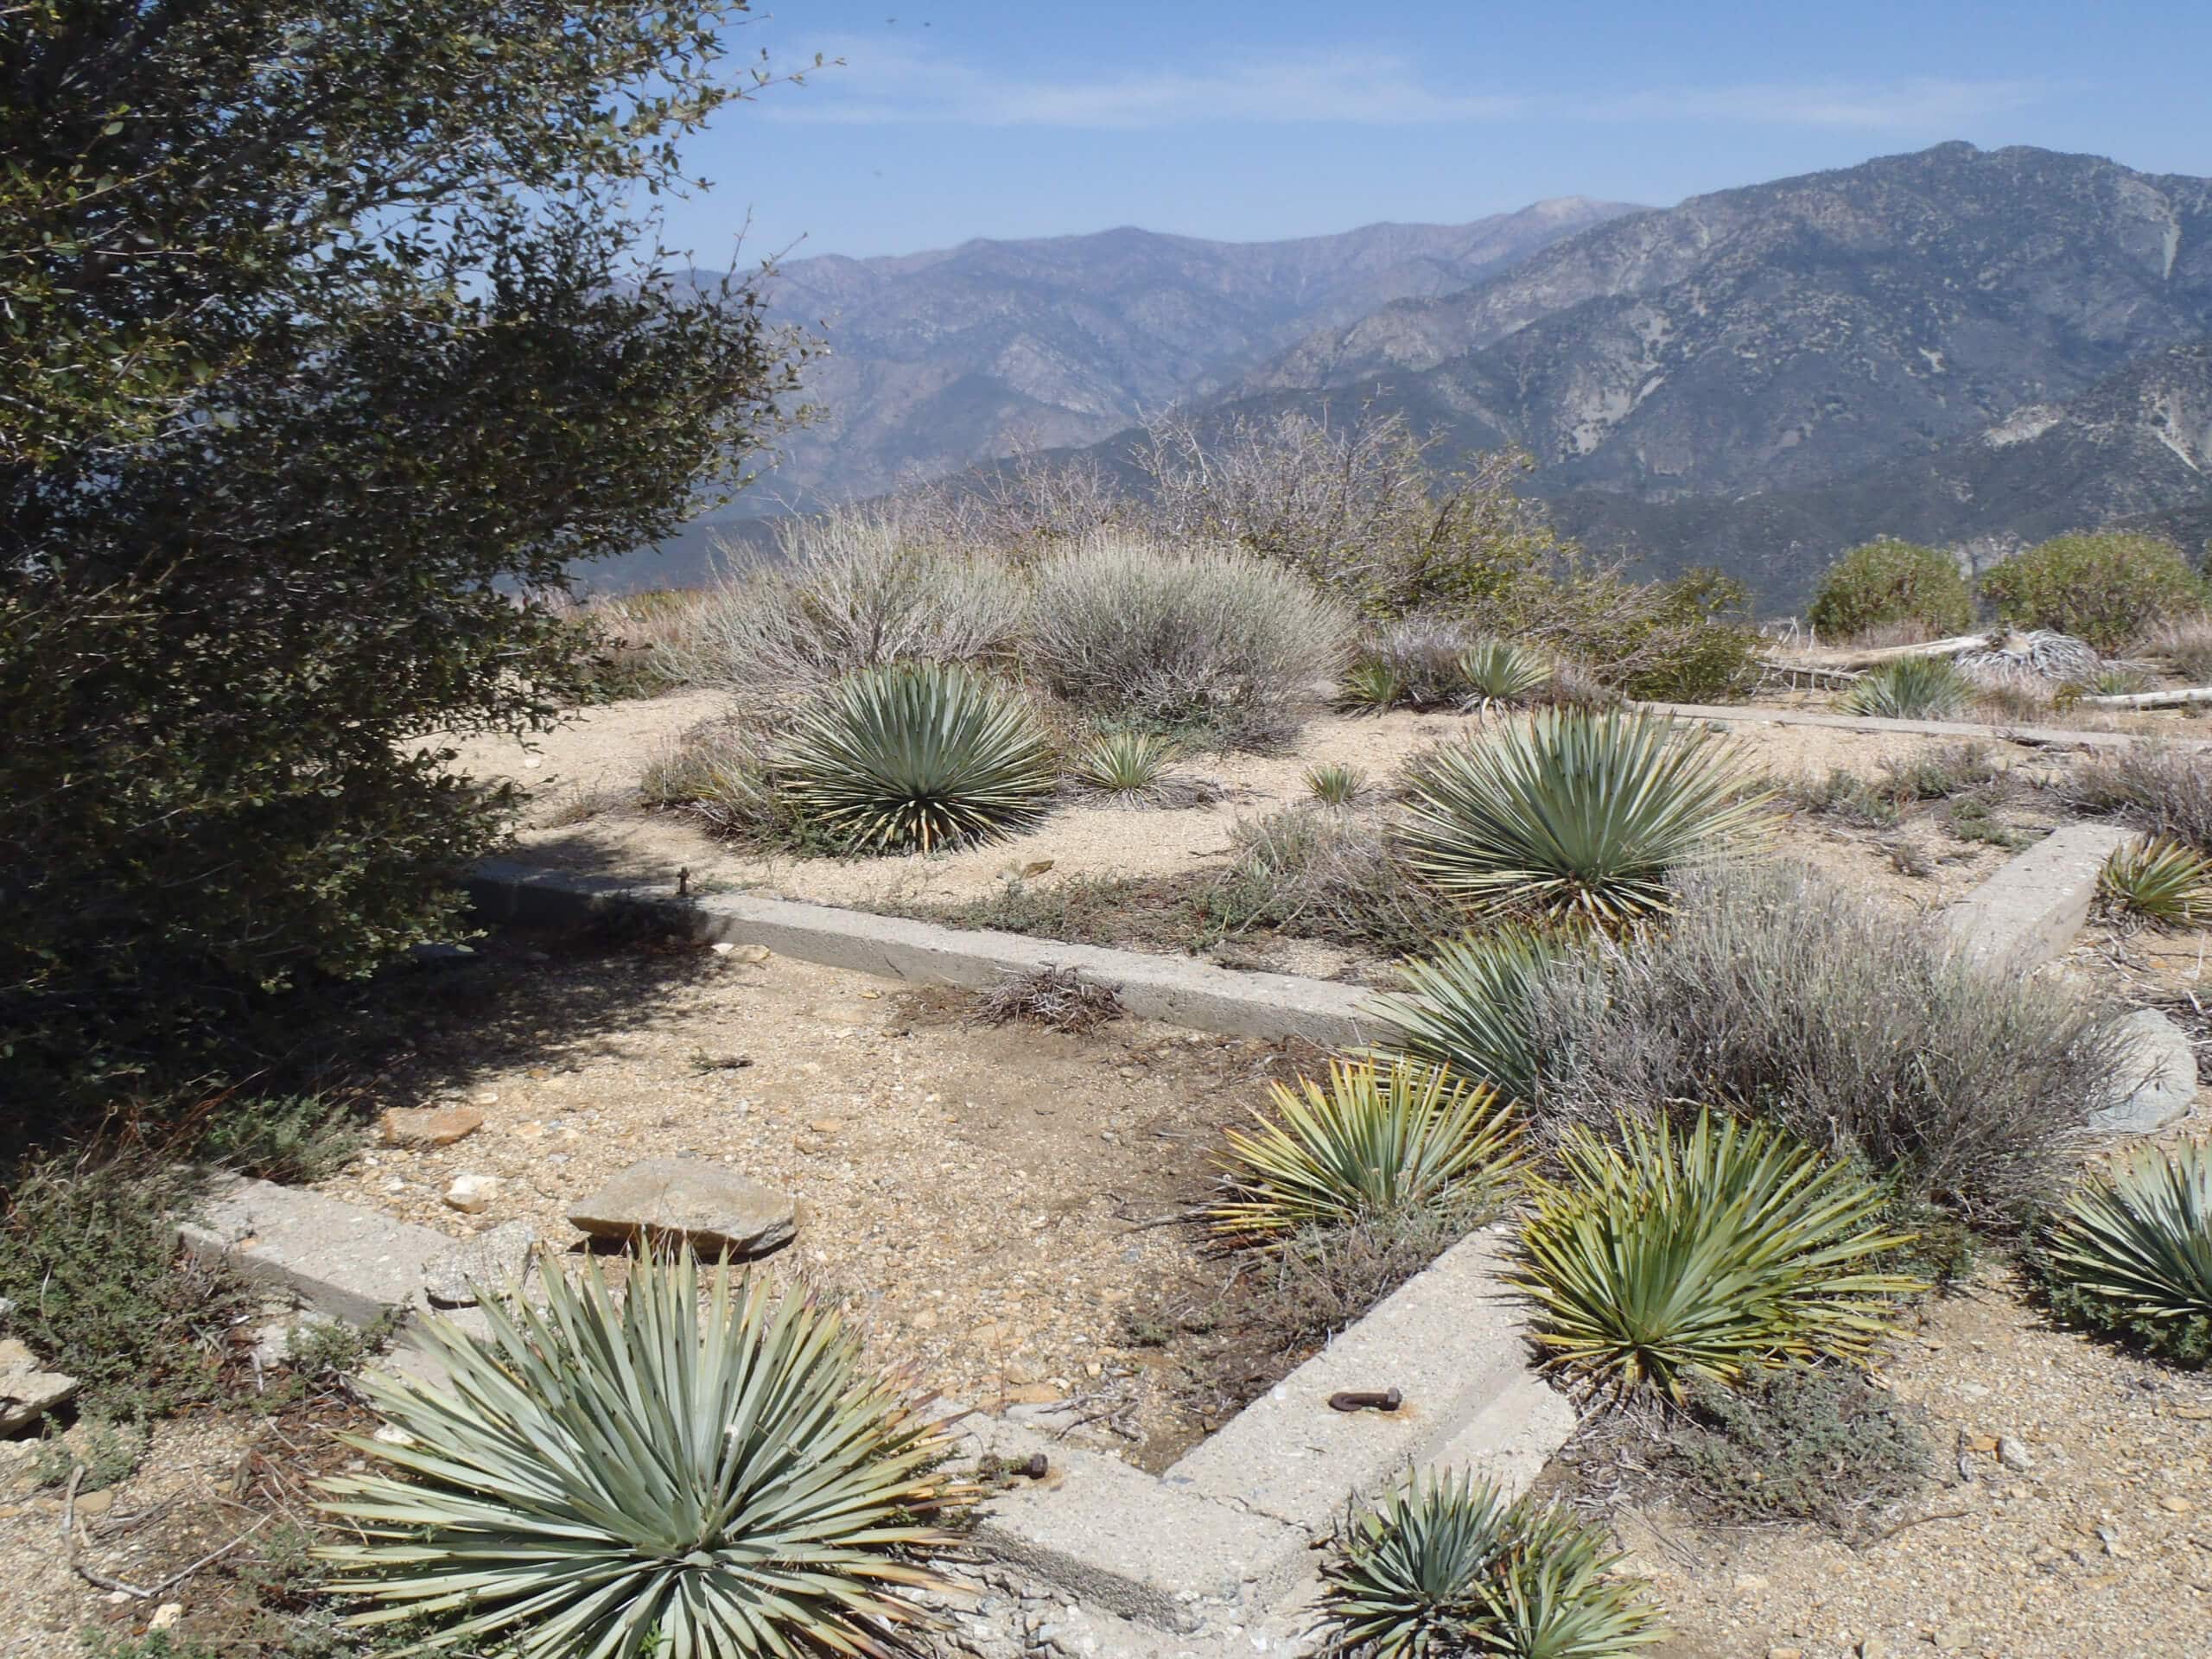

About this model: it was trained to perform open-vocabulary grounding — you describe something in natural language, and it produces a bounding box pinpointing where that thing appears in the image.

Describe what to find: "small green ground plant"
[1305,763,1373,806]
[1210,1058,1523,1248]
[1513,1110,1923,1398]
[1397,709,1774,926]
[1317,1471,1664,1658]
[1836,656,1973,720]
[1978,531,2207,653]
[1066,730,1188,806]
[1456,637,1552,712]
[319,1250,969,1656]
[2038,1141,2211,1365]
[2099,835,2212,927]
[1808,538,1973,641]
[1369,926,1576,1105]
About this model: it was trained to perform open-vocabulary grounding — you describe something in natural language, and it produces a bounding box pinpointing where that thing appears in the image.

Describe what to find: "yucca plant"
[318,1252,965,1656]
[1396,709,1773,925]
[1210,1057,1524,1248]
[779,661,1058,852]
[2042,1140,2212,1365]
[1340,658,1408,712]
[1367,926,1576,1106]
[1457,637,1552,713]
[1318,1471,1664,1659]
[1514,1111,1923,1399]
[1306,762,1372,807]
[1068,729,1181,806]
[2098,835,2212,928]
[1835,656,1973,720]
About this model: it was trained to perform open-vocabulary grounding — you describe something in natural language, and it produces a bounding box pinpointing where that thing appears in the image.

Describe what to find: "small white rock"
[149,1604,185,1631]
[444,1173,499,1213]
[1998,1435,2032,1471]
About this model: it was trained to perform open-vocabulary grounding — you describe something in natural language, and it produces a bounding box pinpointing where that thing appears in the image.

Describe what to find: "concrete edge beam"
[1161,1227,1548,1532]
[1941,821,2132,971]
[467,858,1374,1047]
[177,1175,453,1327]
[1638,701,2212,751]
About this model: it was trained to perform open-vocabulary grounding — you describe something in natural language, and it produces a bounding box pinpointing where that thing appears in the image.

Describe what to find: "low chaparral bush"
[1808,538,1973,641]
[1978,531,2207,654]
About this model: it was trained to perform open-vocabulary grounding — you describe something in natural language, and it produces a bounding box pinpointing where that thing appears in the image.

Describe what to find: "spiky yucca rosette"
[318,1252,967,1657]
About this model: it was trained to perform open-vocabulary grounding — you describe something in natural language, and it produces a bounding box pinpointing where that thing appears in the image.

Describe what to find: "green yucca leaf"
[1319,1471,1665,1659]
[2043,1139,2212,1365]
[1341,658,1408,712]
[1513,1110,1923,1399]
[1367,925,1576,1106]
[1835,657,1973,720]
[779,662,1058,853]
[1306,762,1371,806]
[1396,709,1774,925]
[1068,729,1179,804]
[2098,835,2212,928]
[316,1251,968,1656]
[1457,637,1552,710]
[1210,1057,1524,1247]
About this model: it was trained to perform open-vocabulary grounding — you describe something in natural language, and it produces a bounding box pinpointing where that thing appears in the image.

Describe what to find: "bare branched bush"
[1526,863,2131,1220]
[1020,535,1351,749]
[1347,615,1475,709]
[1198,803,1437,956]
[2063,744,2212,855]
[669,504,1027,711]
[966,965,1123,1033]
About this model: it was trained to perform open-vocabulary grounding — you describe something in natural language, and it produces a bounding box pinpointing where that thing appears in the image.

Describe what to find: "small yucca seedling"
[1318,1471,1665,1659]
[2042,1140,2211,1365]
[1306,762,1371,807]
[1397,709,1774,925]
[1456,636,1552,713]
[780,661,1058,852]
[1210,1057,1524,1248]
[1068,729,1181,806]
[1367,925,1575,1106]
[1514,1110,1923,1399]
[317,1251,966,1656]
[2098,835,2212,928]
[1340,658,1408,712]
[1835,656,1973,720]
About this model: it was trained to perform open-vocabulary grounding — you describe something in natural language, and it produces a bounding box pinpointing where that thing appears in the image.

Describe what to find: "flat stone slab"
[2090,1007,2201,1135]
[178,1177,453,1325]
[1162,1227,1548,1532]
[421,1220,541,1307]
[0,1337,79,1434]
[1639,702,2212,752]
[950,1414,1308,1632]
[1942,821,2133,971]
[468,858,1373,1048]
[567,1159,796,1258]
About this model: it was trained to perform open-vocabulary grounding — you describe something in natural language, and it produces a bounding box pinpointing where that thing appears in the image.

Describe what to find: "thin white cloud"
[767,40,2052,133]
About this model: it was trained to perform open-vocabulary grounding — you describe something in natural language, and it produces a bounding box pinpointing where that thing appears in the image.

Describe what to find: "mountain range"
[638,143,2212,608]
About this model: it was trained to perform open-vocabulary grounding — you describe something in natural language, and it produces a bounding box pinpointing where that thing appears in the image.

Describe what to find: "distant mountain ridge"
[727,197,1643,509]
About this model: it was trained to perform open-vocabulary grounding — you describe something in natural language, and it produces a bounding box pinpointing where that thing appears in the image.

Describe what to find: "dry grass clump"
[1020,534,1351,749]
[2142,613,2212,683]
[2063,743,2212,855]
[965,965,1123,1034]
[1198,803,1436,956]
[1526,863,2132,1220]
[671,505,1027,711]
[1339,616,1475,710]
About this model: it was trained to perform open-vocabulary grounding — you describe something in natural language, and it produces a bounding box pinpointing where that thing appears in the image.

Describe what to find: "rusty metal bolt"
[1327,1388,1404,1414]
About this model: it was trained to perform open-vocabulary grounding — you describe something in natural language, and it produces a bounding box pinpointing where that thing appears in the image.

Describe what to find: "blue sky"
[657,1,2212,268]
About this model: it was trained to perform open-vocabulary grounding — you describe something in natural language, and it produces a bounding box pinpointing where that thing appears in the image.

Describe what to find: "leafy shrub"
[1457,636,1553,710]
[1514,1110,1921,1398]
[1658,1365,1933,1535]
[1305,763,1371,806]
[1878,741,1999,801]
[779,663,1058,854]
[1520,566,1764,703]
[672,506,1028,710]
[319,1251,966,1656]
[1318,1471,1664,1658]
[2100,835,2212,927]
[1836,656,1973,720]
[194,1092,362,1184]
[1066,730,1185,807]
[1198,804,1434,956]
[2038,1141,2211,1365]
[0,1159,253,1417]
[1979,531,2206,653]
[1396,709,1773,926]
[1369,926,1576,1104]
[1527,864,2132,1219]
[1808,539,1973,641]
[1020,536,1351,748]
[2064,744,2212,855]
[1209,1058,1522,1248]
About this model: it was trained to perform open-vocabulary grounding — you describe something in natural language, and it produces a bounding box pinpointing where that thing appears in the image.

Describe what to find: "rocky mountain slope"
[728,198,1641,508]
